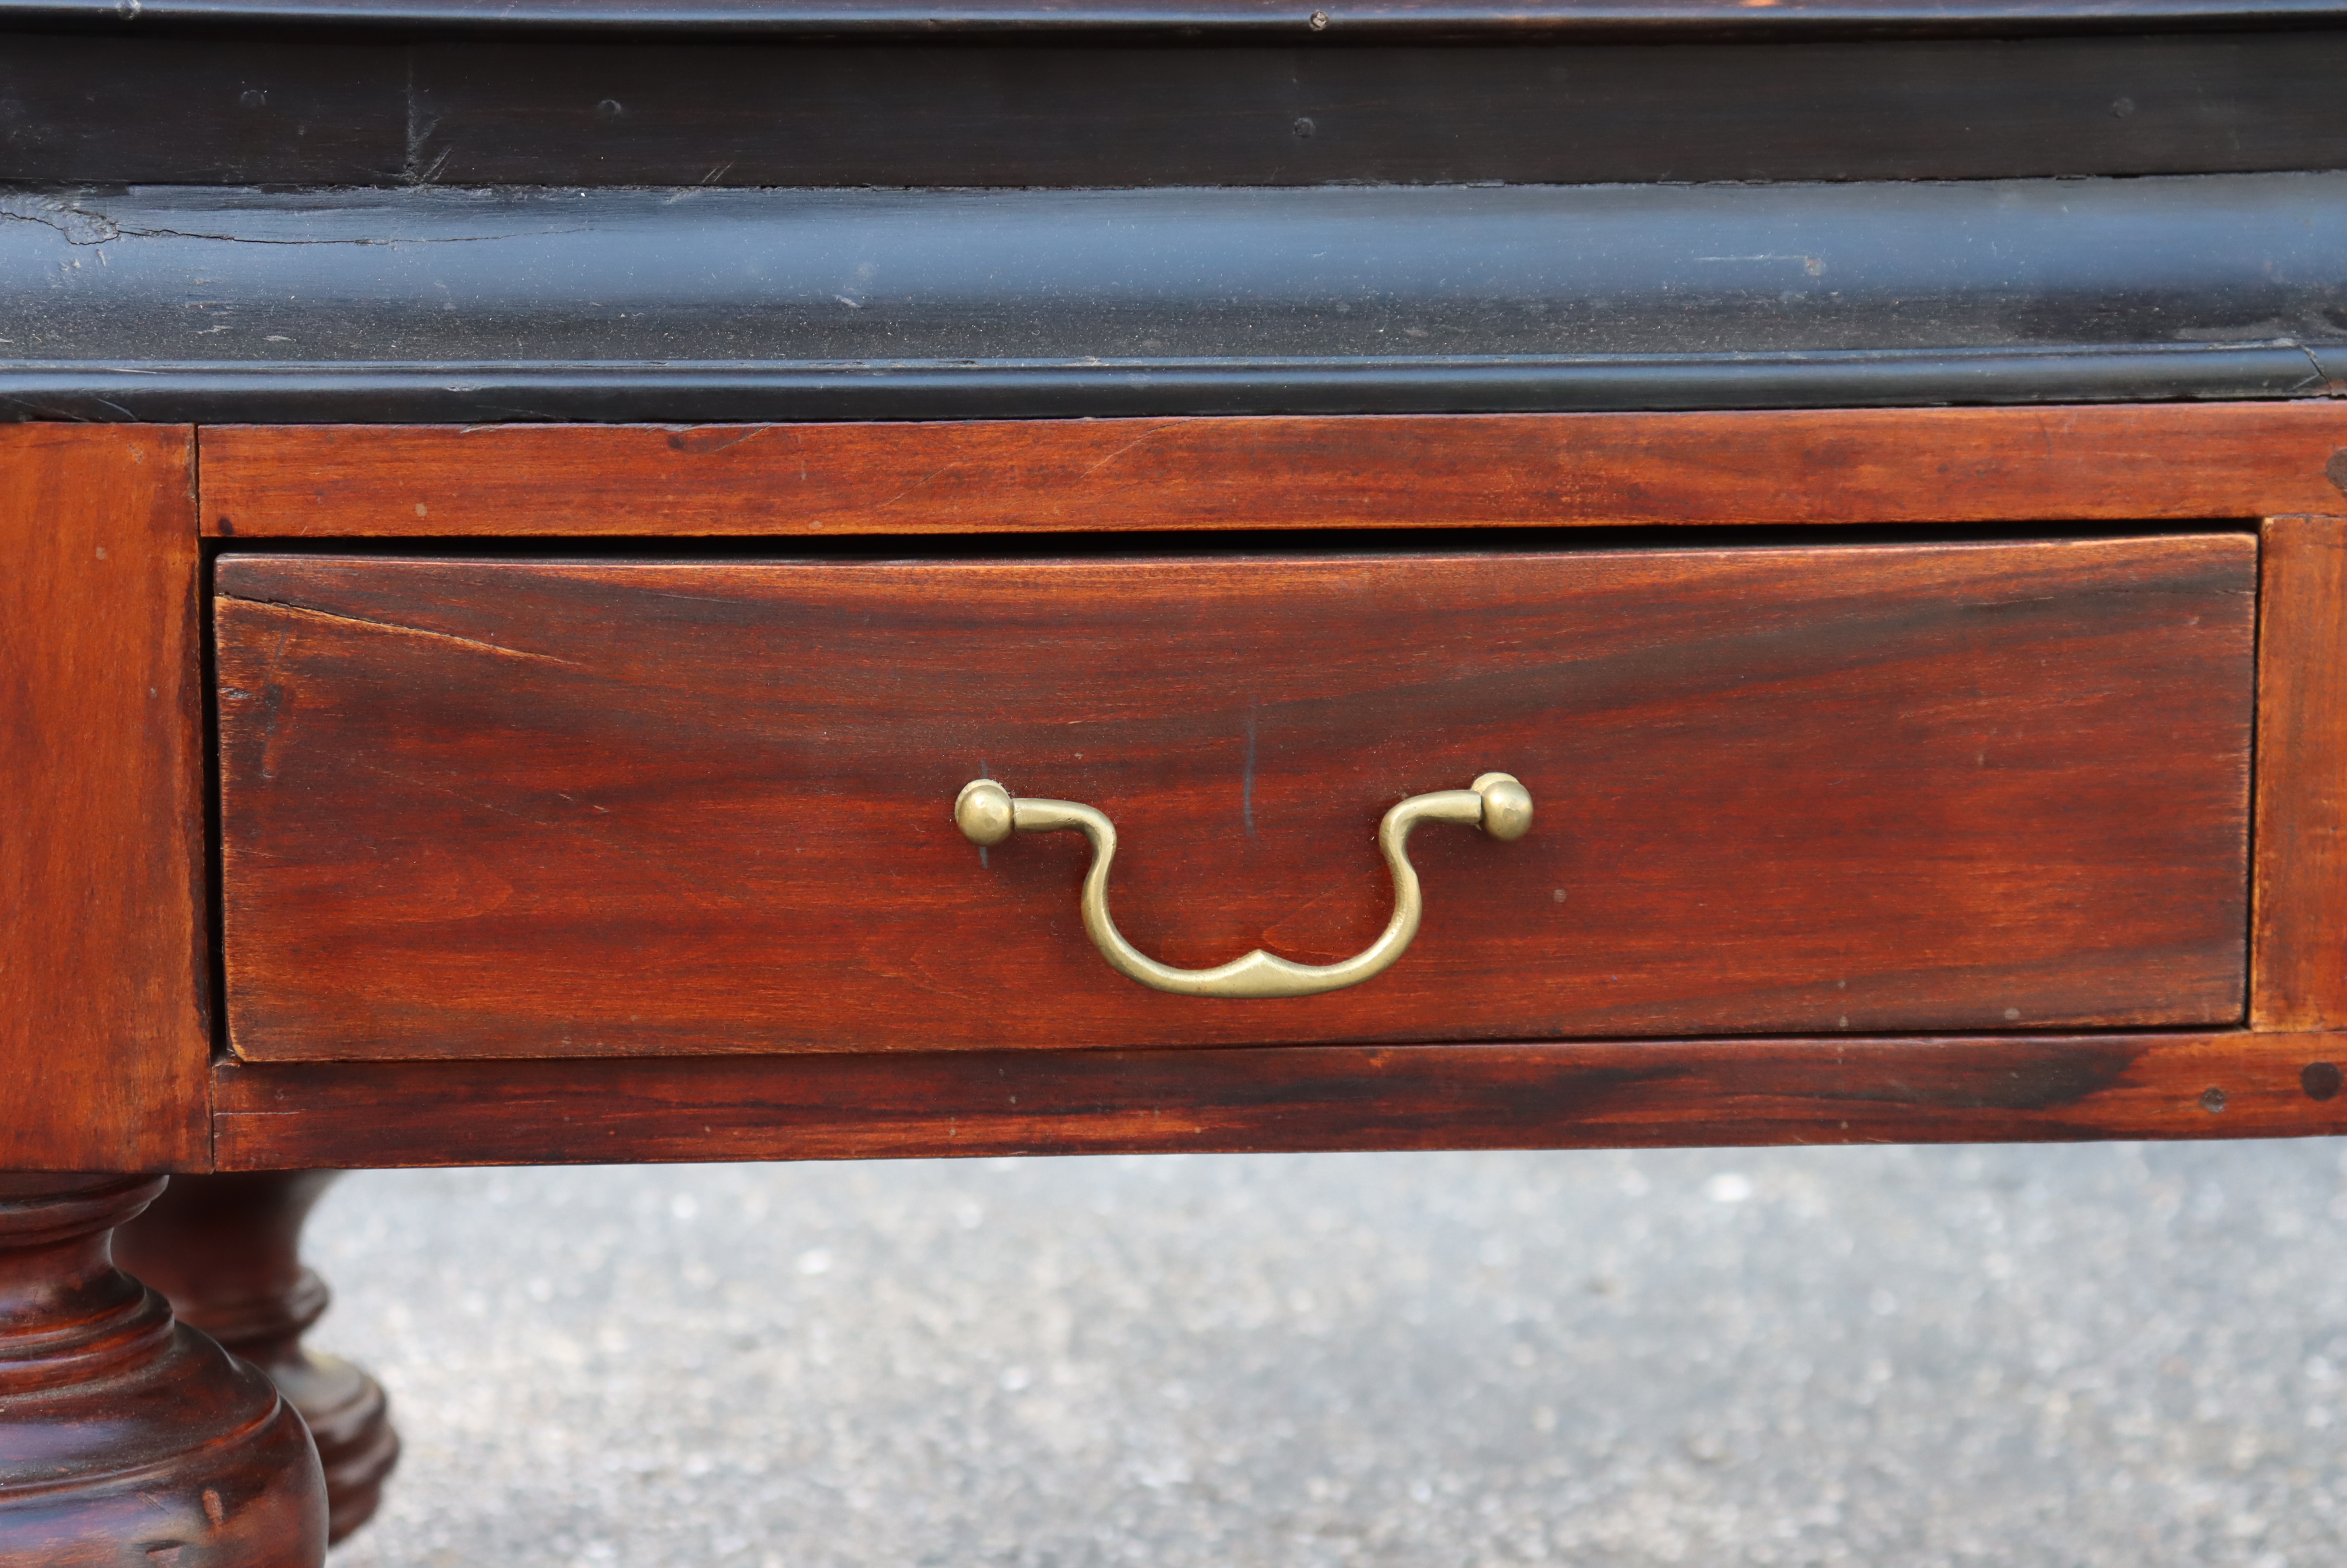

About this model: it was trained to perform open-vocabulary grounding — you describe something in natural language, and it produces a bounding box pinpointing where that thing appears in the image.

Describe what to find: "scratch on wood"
[876,463,964,511]
[1242,702,1257,836]
[1079,420,1185,478]
[665,426,771,456]
[402,49,448,187]
[228,596,581,666]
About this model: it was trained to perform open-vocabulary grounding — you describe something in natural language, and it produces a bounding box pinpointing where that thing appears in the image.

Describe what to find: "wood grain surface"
[210,1031,2347,1170]
[199,405,2347,539]
[0,426,209,1172]
[216,536,2254,1062]
[2252,515,2347,1032]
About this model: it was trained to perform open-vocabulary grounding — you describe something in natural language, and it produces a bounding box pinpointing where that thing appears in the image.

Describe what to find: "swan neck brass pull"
[953,773,1532,999]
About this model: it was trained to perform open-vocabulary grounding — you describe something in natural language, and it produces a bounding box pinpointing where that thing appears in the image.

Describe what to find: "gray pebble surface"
[310,1140,2347,1567]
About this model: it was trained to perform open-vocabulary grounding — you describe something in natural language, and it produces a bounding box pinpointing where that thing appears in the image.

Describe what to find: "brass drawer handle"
[954,773,1532,998]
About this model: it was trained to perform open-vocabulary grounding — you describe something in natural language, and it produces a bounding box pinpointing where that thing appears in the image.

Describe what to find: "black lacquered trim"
[1,346,2331,424]
[5,0,2347,36]
[7,176,2341,420]
[13,29,2347,189]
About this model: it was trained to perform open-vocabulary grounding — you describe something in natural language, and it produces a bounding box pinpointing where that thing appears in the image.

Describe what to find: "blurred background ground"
[310,1141,2347,1567]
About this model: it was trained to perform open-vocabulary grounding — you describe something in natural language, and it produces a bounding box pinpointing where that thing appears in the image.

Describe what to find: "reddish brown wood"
[208,1031,2347,1169]
[0,1175,327,1567]
[2252,516,2347,1032]
[114,1176,400,1547]
[216,536,2254,1061]
[197,404,2347,539]
[0,426,210,1172]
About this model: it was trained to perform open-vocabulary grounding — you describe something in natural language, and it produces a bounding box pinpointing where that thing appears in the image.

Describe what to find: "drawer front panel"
[216,537,2253,1061]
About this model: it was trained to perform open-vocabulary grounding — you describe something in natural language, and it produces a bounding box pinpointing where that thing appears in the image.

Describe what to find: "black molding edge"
[6,0,2347,38]
[13,29,2347,189]
[7,177,2343,421]
[3,347,2336,424]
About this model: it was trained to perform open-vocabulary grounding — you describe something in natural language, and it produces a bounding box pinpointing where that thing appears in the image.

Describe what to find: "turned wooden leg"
[0,1174,326,1567]
[114,1173,398,1548]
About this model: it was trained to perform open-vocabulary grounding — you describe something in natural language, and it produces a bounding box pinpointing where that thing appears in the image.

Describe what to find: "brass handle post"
[954,773,1531,998]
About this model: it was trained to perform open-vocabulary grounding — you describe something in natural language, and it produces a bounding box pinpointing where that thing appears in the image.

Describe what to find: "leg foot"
[0,1174,326,1567]
[115,1173,398,1546]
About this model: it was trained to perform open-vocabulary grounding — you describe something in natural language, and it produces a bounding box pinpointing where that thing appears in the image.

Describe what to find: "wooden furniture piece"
[0,1177,327,1568]
[7,1,2347,1560]
[112,1175,400,1546]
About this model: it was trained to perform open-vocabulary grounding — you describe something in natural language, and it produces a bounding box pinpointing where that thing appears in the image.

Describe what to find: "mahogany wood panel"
[210,1031,2347,1170]
[216,537,2253,1061]
[2252,515,2347,1032]
[0,1174,327,1567]
[0,426,209,1172]
[199,405,2347,539]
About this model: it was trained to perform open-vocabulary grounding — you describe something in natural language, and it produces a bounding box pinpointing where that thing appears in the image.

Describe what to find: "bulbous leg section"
[114,1173,399,1546]
[269,1347,395,1545]
[0,1174,329,1568]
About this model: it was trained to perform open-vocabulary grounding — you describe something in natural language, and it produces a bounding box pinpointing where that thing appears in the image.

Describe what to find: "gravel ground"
[310,1140,2347,1567]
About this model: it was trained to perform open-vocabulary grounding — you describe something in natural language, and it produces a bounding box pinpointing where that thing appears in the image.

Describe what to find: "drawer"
[215,534,2254,1062]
